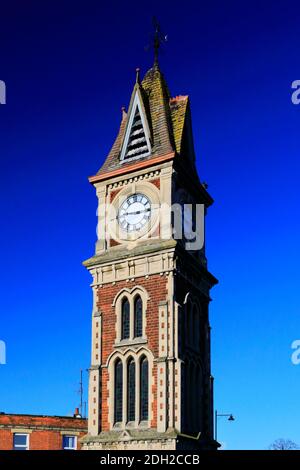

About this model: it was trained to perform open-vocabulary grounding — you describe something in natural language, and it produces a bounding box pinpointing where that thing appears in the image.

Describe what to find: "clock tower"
[81,60,218,450]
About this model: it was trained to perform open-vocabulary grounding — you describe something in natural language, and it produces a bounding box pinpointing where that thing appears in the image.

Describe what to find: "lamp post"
[214,410,235,442]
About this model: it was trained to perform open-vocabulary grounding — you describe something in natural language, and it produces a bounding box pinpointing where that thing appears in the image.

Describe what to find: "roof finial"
[121,106,127,120]
[135,67,140,84]
[151,17,168,66]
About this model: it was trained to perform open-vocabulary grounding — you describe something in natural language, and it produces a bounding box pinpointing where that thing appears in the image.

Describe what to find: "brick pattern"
[175,274,212,436]
[151,363,158,428]
[96,275,168,431]
[149,178,160,190]
[0,415,87,450]
[0,430,13,450]
[110,187,122,203]
[109,238,120,247]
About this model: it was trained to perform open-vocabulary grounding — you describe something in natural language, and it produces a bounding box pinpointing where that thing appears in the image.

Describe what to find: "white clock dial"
[118,193,151,232]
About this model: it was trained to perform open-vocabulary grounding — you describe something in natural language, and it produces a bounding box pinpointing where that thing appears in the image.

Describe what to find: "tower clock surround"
[107,180,161,244]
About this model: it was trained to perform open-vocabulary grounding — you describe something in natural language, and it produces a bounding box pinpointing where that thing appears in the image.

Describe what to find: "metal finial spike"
[153,17,160,65]
[145,17,167,67]
[135,67,140,84]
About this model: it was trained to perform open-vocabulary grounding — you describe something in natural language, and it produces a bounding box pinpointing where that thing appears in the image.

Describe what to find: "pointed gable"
[120,86,151,162]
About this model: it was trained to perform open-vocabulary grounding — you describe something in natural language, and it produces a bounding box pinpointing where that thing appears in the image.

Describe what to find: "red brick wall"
[0,429,13,450]
[0,415,87,450]
[149,178,160,190]
[109,238,121,247]
[110,188,121,203]
[151,363,158,428]
[97,274,168,430]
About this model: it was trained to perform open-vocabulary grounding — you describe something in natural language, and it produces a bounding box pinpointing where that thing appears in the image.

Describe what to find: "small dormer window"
[120,90,151,163]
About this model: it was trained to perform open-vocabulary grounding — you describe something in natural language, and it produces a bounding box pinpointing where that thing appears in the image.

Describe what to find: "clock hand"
[124,208,151,216]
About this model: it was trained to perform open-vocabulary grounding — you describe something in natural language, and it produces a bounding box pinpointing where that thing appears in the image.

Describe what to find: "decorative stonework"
[81,429,215,451]
[82,437,177,450]
[107,171,161,191]
[89,250,175,287]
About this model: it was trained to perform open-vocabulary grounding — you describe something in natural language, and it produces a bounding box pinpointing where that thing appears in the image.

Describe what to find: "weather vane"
[146,17,168,65]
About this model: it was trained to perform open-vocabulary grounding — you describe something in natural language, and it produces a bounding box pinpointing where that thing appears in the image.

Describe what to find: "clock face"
[118,193,151,232]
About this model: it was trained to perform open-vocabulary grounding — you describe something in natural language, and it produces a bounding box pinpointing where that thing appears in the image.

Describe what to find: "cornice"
[89,152,175,184]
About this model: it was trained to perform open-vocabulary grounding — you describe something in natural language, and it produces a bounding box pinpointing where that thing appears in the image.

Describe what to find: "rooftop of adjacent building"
[0,413,86,420]
[0,409,87,429]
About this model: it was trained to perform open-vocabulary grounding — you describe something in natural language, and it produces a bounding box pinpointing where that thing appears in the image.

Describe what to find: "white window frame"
[62,435,77,450]
[13,433,29,450]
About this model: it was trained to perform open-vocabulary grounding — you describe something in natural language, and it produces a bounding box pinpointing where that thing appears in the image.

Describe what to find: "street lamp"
[214,410,235,442]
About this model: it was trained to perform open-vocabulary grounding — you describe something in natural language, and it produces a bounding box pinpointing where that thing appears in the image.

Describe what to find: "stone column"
[88,280,102,436]
[95,184,107,254]
[157,300,168,432]
[160,166,173,241]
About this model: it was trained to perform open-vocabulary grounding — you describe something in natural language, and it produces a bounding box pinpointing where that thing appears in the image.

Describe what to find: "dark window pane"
[114,360,123,423]
[187,300,192,345]
[13,434,28,450]
[140,357,149,421]
[127,359,136,422]
[121,298,130,340]
[63,435,76,449]
[180,307,185,354]
[134,296,143,338]
[14,434,27,446]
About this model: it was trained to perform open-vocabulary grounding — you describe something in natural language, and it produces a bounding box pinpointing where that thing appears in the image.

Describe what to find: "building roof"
[0,412,86,420]
[0,413,87,430]
[93,63,193,181]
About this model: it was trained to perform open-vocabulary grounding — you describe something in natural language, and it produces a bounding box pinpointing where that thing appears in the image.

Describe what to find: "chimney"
[74,407,81,418]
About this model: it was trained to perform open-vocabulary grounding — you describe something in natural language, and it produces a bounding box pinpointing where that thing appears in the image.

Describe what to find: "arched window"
[187,362,194,432]
[184,362,190,431]
[196,365,203,431]
[121,298,130,340]
[140,356,149,421]
[134,296,143,338]
[114,359,123,423]
[180,306,186,354]
[127,358,136,422]
[192,305,197,348]
[186,300,192,346]
[190,363,196,431]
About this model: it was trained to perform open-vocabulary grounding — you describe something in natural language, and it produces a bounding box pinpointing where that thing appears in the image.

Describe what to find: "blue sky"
[0,0,300,450]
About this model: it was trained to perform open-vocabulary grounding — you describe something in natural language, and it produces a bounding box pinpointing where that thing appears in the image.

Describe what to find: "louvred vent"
[124,108,150,159]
